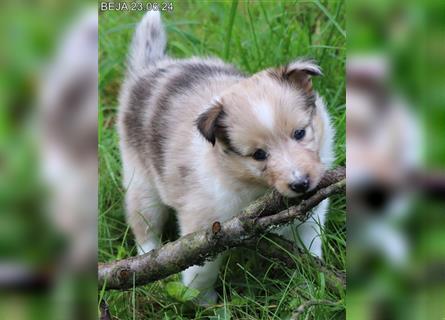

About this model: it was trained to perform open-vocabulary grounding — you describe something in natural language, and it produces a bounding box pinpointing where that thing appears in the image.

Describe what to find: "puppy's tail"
[128,11,166,76]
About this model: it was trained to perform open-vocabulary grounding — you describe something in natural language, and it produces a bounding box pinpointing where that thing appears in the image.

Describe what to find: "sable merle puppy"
[347,56,422,267]
[118,12,334,304]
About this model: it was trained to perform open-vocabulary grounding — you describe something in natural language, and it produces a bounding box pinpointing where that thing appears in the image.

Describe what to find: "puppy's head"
[197,60,326,197]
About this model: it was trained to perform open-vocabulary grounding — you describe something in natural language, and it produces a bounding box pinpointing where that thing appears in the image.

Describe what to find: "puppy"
[347,55,422,267]
[118,12,334,304]
[40,9,98,270]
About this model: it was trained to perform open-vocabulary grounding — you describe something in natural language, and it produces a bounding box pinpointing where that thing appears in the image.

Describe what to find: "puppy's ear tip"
[308,66,323,76]
[273,59,322,95]
[288,59,323,76]
[304,68,323,77]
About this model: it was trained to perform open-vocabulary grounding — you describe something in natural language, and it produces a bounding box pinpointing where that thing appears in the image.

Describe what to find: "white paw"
[195,289,218,306]
[137,239,159,255]
[308,244,323,259]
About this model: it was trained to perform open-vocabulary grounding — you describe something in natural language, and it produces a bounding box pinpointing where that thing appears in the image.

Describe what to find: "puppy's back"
[118,12,244,183]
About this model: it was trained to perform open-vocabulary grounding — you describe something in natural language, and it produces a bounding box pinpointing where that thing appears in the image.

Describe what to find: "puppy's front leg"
[178,209,229,305]
[182,255,223,305]
[276,199,329,259]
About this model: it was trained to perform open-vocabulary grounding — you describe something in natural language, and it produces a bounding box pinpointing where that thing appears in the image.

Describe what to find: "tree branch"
[98,167,345,290]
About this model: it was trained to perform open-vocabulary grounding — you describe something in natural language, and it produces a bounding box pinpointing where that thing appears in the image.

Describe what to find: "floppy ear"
[196,99,225,146]
[273,60,322,95]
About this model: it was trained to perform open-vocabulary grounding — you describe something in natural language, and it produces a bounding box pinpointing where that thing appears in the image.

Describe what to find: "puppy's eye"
[252,149,268,161]
[293,129,306,141]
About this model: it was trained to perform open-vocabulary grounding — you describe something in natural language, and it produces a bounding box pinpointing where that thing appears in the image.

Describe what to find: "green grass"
[99,1,345,319]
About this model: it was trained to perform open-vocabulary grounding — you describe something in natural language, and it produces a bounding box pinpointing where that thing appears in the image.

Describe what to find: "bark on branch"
[98,167,346,290]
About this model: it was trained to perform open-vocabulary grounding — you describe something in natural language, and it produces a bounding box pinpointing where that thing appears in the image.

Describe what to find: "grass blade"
[224,0,239,60]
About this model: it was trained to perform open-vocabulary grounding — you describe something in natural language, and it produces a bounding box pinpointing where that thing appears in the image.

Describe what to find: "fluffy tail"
[128,11,166,75]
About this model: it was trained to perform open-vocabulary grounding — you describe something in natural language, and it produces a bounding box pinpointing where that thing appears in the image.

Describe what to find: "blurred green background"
[0,0,96,267]
[347,0,445,319]
[0,1,96,319]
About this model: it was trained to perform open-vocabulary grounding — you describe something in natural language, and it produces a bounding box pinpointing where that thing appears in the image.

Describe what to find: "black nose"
[289,178,310,193]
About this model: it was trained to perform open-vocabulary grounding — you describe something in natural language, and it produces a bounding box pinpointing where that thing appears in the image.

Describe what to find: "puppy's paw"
[307,244,323,260]
[194,288,218,306]
[137,238,160,255]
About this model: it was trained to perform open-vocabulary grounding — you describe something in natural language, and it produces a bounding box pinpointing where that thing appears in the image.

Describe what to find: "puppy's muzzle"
[288,176,310,193]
